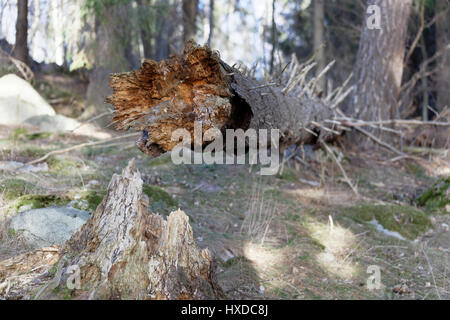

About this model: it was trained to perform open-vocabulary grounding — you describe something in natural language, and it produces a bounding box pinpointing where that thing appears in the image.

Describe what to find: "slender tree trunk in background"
[13,0,28,65]
[29,0,40,56]
[436,1,449,111]
[269,0,277,75]
[313,0,325,92]
[182,0,199,43]
[137,0,153,59]
[349,0,412,140]
[207,0,214,46]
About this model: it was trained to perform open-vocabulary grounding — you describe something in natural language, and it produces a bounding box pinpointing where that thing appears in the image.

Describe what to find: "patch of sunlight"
[435,165,450,176]
[307,219,357,279]
[72,124,112,140]
[287,187,355,206]
[243,242,282,274]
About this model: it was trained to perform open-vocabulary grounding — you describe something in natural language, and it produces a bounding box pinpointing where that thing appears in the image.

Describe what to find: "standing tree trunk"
[436,1,449,111]
[37,160,224,300]
[207,0,214,46]
[107,42,340,157]
[313,0,326,92]
[182,0,199,43]
[349,0,412,138]
[137,0,153,59]
[269,0,277,75]
[13,0,28,65]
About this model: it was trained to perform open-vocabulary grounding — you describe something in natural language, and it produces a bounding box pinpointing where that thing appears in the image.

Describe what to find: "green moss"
[25,132,53,140]
[147,153,172,166]
[69,190,107,212]
[222,256,252,268]
[7,228,16,237]
[12,194,71,212]
[48,265,57,276]
[143,185,178,215]
[9,128,29,140]
[344,204,432,239]
[406,163,427,178]
[417,178,450,214]
[47,156,83,175]
[278,169,297,182]
[0,178,39,200]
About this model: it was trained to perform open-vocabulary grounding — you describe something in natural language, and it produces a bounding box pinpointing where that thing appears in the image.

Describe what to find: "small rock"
[0,74,55,125]
[0,161,48,173]
[86,180,100,188]
[10,207,90,248]
[393,284,412,294]
[24,114,80,132]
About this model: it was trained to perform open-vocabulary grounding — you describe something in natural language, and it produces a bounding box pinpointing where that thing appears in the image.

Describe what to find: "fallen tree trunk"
[107,41,341,157]
[37,159,224,300]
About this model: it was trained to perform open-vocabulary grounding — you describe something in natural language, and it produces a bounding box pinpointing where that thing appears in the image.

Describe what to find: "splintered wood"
[41,159,224,300]
[107,42,233,156]
[108,41,340,157]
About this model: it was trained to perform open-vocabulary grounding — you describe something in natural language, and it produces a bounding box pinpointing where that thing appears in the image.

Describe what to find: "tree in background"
[207,0,214,46]
[435,0,449,111]
[13,0,28,65]
[313,0,325,92]
[349,0,413,139]
[182,0,199,43]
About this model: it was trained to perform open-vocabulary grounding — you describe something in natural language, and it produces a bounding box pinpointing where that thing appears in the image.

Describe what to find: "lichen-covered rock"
[10,207,90,248]
[0,74,55,125]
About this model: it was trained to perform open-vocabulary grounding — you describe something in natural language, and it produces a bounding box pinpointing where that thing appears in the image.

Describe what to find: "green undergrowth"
[143,185,178,216]
[417,178,450,214]
[344,204,432,239]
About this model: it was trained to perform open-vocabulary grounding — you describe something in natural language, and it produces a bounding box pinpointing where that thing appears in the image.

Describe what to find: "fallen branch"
[321,141,358,196]
[16,132,140,170]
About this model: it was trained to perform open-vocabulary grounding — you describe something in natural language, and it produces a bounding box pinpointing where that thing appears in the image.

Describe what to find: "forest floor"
[0,70,448,300]
[0,121,448,300]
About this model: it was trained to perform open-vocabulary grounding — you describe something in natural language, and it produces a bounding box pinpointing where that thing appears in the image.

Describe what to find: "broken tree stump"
[39,159,224,300]
[107,41,340,157]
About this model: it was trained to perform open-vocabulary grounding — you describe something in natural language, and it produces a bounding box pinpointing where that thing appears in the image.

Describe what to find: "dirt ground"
[0,120,448,300]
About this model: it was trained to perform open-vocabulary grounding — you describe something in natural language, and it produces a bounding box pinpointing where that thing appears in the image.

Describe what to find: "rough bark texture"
[349,0,412,124]
[13,0,29,65]
[107,42,337,157]
[313,0,326,92]
[436,1,449,111]
[43,160,223,300]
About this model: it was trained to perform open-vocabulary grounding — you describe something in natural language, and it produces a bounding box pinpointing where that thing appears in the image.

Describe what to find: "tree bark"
[269,0,277,75]
[106,42,338,157]
[39,159,224,300]
[207,0,214,46]
[13,0,28,65]
[137,0,153,59]
[348,0,412,133]
[182,0,199,43]
[313,0,326,92]
[436,1,449,111]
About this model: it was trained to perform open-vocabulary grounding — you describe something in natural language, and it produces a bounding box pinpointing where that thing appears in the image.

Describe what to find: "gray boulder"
[10,207,90,248]
[0,74,55,125]
[24,114,81,132]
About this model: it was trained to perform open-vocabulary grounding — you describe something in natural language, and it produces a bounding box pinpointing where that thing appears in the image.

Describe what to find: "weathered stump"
[37,159,224,300]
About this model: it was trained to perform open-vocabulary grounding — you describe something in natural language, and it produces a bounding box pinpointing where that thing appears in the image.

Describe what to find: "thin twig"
[15,133,140,170]
[321,141,358,196]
